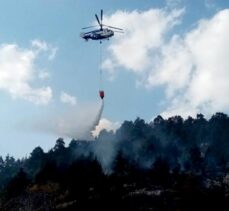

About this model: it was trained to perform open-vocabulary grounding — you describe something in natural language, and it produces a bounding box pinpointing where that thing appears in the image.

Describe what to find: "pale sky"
[0,0,228,157]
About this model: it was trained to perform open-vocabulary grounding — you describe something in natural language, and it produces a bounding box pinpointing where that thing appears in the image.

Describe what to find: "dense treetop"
[1,112,229,210]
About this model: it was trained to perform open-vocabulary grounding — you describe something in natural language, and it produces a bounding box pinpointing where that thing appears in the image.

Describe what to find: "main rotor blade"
[113,30,125,33]
[82,25,98,29]
[95,14,101,26]
[101,9,103,24]
[103,24,123,31]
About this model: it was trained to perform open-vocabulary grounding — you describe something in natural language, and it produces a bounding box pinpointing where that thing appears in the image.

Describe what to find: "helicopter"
[80,9,123,42]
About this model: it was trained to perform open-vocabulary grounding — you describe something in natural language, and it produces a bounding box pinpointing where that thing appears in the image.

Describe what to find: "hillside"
[1,112,229,210]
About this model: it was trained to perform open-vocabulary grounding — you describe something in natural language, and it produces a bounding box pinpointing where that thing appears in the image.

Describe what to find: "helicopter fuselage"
[81,28,114,41]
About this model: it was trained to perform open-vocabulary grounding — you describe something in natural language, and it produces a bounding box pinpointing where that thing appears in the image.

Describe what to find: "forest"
[1,112,229,210]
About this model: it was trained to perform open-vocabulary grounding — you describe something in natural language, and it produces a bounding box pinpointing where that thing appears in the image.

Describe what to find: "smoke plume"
[87,100,104,139]
[31,100,104,140]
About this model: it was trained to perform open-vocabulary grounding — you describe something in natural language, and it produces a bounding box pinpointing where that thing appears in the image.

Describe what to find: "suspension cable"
[99,41,103,91]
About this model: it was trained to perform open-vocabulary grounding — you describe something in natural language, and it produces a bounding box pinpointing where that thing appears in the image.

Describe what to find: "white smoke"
[92,117,120,137]
[31,100,104,140]
[90,100,104,137]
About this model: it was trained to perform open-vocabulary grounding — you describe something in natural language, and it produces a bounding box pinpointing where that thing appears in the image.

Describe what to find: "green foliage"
[4,168,30,199]
[0,113,229,210]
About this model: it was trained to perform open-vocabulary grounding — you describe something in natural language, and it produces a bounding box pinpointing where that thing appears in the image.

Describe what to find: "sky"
[0,0,229,158]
